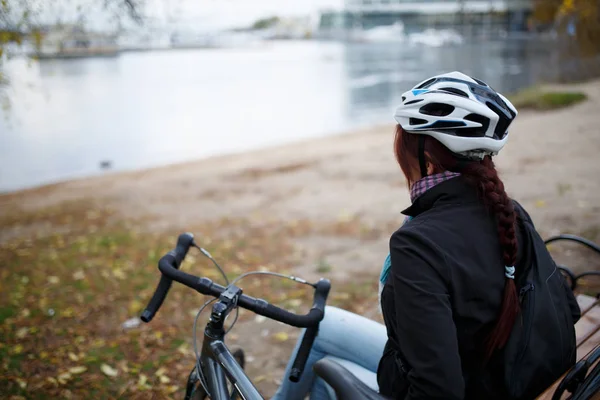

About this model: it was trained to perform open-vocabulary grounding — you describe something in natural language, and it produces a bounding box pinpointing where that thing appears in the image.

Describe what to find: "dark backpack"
[501,202,581,399]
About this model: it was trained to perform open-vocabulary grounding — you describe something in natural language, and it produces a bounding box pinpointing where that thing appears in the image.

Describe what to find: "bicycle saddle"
[313,358,392,400]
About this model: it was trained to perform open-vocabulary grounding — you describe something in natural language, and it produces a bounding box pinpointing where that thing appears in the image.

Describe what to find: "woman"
[273,71,580,400]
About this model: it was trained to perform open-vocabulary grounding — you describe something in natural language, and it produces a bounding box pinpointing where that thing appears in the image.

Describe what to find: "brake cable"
[189,246,317,398]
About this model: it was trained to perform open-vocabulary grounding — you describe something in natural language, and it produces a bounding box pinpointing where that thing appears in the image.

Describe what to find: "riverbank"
[2,79,600,398]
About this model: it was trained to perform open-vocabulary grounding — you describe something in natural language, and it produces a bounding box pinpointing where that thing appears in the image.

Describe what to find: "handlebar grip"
[140,275,173,323]
[289,279,330,382]
[140,233,195,323]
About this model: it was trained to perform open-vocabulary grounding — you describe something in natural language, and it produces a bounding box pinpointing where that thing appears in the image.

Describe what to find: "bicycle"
[140,232,331,400]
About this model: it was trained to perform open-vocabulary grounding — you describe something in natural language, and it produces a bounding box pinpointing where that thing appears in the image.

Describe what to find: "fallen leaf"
[100,363,119,377]
[48,276,60,284]
[12,344,23,354]
[155,367,167,377]
[138,373,148,386]
[176,344,192,356]
[166,385,179,394]
[57,372,72,384]
[272,332,289,342]
[16,327,28,339]
[60,308,75,318]
[46,377,58,387]
[16,378,27,389]
[159,375,170,384]
[69,366,87,374]
[128,300,143,314]
[122,317,141,330]
[68,352,79,362]
[112,268,125,280]
[72,270,85,280]
[119,362,129,373]
[21,309,30,318]
[288,299,302,307]
[332,292,351,300]
[337,210,353,222]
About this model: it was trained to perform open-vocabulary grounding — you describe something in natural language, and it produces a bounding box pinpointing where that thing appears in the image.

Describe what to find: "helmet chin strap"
[418,135,428,178]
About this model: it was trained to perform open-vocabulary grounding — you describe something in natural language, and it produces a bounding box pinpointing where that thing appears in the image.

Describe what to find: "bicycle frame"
[185,286,263,400]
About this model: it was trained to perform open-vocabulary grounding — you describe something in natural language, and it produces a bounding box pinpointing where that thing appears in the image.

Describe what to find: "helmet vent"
[486,102,510,139]
[404,99,424,105]
[416,78,436,89]
[419,103,455,117]
[427,120,466,129]
[439,87,469,98]
[473,77,489,86]
[462,114,490,137]
[402,96,406,102]
[409,118,428,125]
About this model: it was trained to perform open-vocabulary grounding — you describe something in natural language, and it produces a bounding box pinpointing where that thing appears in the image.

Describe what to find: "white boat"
[350,22,406,43]
[408,28,464,47]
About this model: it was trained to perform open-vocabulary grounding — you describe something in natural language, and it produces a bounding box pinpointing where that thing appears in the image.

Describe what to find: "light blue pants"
[272,306,388,400]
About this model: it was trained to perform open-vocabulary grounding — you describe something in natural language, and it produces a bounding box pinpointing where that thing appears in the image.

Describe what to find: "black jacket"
[377,176,580,400]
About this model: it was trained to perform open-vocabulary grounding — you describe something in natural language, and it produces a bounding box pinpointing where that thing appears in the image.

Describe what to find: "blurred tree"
[532,0,600,81]
[532,0,600,57]
[251,16,280,30]
[0,0,144,104]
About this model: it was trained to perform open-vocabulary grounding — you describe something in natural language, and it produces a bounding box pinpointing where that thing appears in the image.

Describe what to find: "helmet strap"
[418,135,428,178]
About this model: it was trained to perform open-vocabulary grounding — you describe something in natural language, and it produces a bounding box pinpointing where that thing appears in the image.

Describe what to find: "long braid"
[461,156,520,359]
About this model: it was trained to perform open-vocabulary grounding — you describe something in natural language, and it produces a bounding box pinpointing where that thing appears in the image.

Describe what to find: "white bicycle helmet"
[394,71,518,160]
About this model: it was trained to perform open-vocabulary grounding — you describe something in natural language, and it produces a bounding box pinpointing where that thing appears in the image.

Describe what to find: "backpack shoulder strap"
[511,199,533,284]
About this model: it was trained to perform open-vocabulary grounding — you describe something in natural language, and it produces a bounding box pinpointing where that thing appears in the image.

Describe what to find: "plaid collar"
[410,171,461,203]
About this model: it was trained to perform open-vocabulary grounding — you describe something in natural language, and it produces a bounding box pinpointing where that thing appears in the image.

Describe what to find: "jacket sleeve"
[389,230,464,400]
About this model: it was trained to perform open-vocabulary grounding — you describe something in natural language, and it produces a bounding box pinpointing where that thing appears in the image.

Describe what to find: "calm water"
[0,39,551,192]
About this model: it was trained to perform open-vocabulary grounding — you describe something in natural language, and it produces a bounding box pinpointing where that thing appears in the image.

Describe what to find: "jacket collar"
[402,175,477,217]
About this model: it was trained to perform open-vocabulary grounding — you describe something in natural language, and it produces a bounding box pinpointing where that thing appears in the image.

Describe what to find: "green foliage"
[508,87,587,110]
[251,16,280,30]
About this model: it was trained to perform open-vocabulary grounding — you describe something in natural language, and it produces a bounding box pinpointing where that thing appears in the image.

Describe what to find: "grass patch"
[315,259,333,273]
[0,305,16,324]
[508,87,587,111]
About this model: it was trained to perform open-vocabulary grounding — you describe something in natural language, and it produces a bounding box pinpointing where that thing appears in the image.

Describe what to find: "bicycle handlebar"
[141,233,331,382]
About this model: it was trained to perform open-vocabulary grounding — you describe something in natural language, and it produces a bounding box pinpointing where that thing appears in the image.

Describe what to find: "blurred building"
[319,0,533,38]
[34,25,119,59]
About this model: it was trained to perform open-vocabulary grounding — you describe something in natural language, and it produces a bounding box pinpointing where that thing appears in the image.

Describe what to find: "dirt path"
[2,80,600,398]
